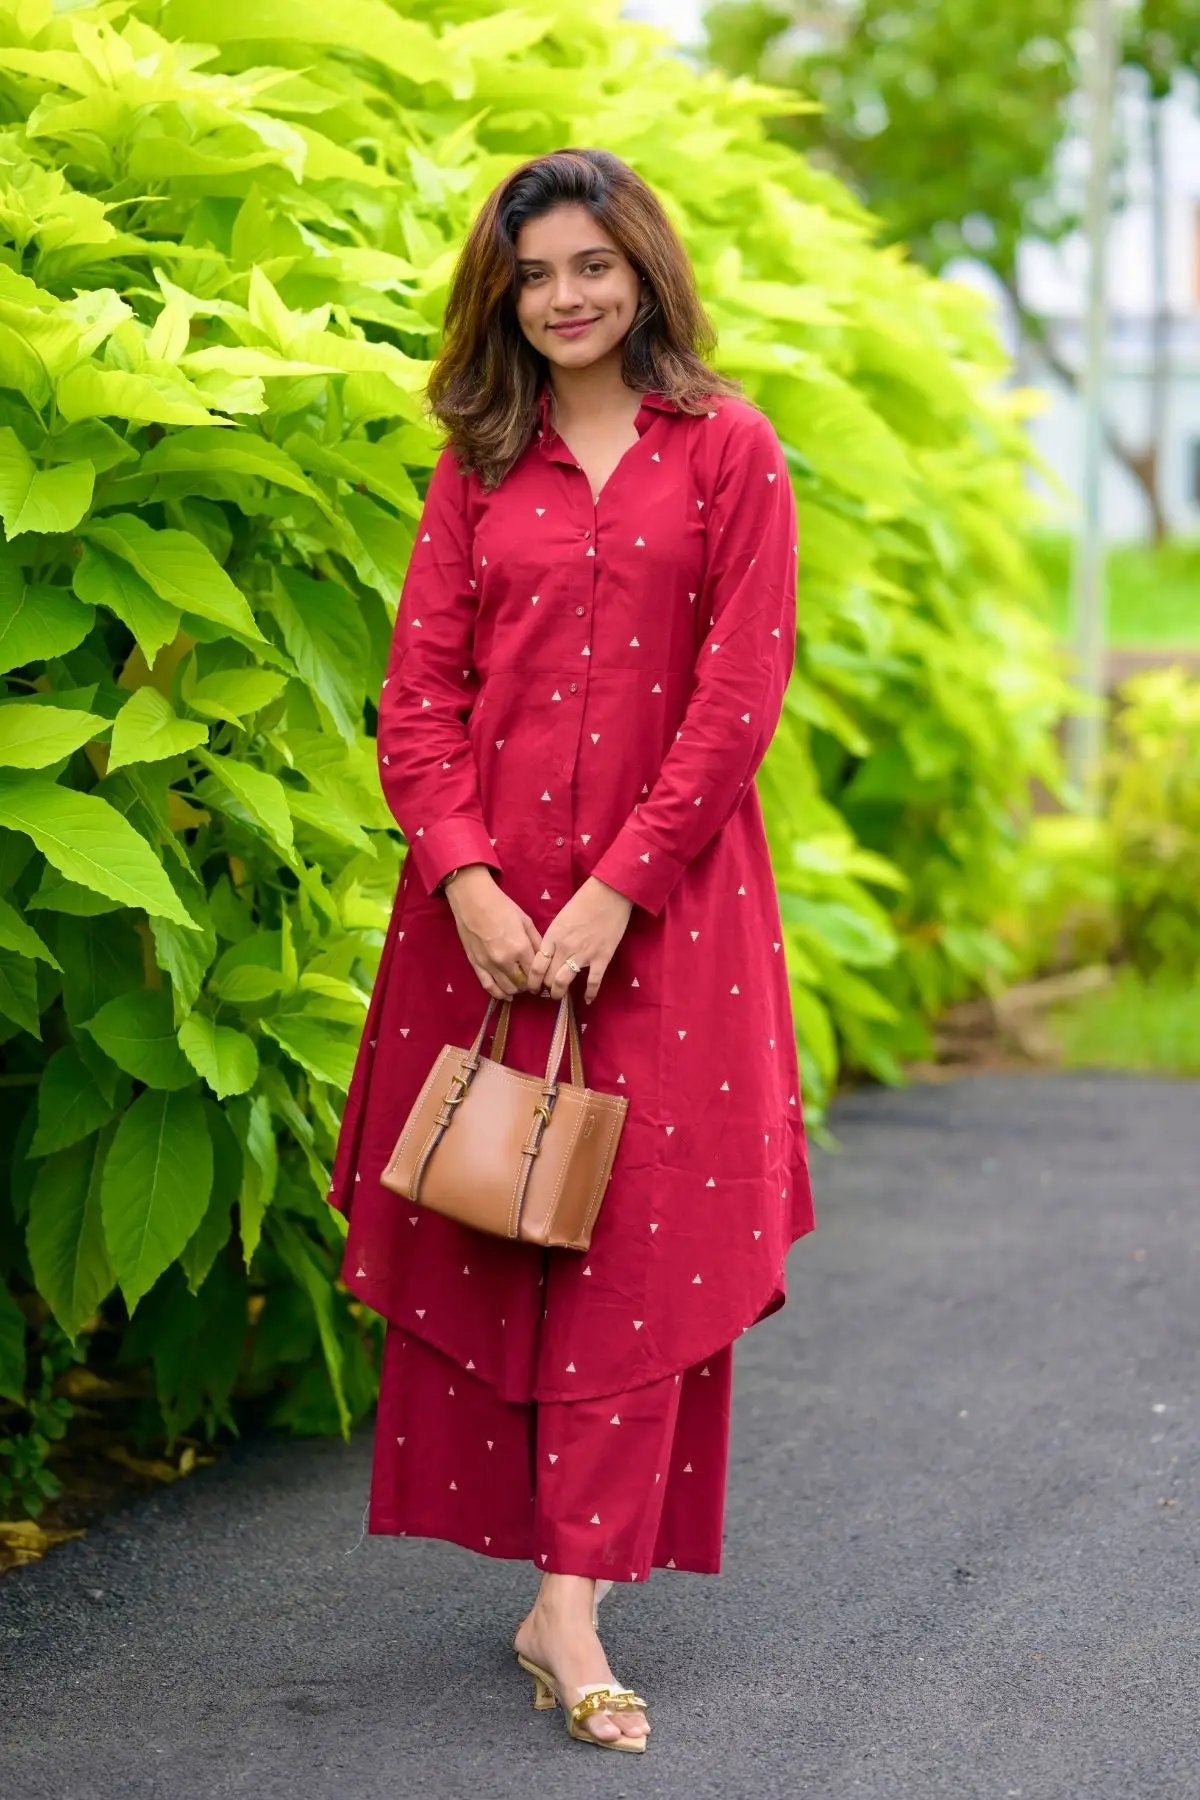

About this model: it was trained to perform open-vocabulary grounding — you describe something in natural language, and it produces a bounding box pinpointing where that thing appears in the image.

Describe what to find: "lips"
[550,318,599,335]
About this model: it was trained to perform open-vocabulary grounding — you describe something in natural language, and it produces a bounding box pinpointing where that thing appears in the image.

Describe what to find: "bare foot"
[513,1575,649,1745]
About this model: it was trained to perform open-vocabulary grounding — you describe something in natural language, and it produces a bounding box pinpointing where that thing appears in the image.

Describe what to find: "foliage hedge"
[0,0,1067,1495]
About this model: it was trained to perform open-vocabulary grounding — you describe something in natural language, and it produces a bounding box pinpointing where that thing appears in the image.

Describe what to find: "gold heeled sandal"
[515,1653,650,1752]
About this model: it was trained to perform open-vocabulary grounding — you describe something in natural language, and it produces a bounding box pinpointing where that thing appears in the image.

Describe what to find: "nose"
[550,275,585,312]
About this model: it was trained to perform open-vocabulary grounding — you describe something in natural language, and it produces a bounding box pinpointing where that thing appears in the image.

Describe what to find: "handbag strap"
[476,992,585,1088]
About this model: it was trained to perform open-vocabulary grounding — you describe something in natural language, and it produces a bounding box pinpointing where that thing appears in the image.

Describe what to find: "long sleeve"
[376,443,501,898]
[589,405,798,916]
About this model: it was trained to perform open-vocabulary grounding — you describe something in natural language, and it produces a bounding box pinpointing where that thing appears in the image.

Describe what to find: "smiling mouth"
[550,318,600,333]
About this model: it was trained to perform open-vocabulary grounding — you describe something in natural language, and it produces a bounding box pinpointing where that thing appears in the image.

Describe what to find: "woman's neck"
[546,355,642,430]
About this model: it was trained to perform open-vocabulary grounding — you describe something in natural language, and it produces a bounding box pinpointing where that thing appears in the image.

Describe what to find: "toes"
[587,1714,623,1741]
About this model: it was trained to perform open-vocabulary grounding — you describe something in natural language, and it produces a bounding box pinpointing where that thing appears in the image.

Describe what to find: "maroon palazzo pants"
[368,1322,734,1583]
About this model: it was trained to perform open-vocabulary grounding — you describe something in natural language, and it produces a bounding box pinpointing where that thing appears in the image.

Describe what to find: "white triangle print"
[649,1223,659,1234]
[753,1229,762,1240]
[690,930,700,941]
[664,1124,674,1134]
[610,1414,621,1425]
[634,536,645,546]
[396,1436,405,1446]
[590,732,600,743]
[590,1513,601,1524]
[565,1361,576,1372]
[629,635,639,646]
[678,1028,687,1039]
[705,1176,716,1187]
[683,1462,693,1473]
[548,1452,559,1464]
[692,1273,702,1284]
[633,1319,644,1330]
[651,451,660,461]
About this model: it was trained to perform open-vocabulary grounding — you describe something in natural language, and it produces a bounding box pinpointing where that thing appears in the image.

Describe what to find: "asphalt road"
[2,1071,1196,1799]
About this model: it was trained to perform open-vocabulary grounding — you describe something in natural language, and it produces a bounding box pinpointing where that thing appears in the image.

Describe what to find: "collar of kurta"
[535,381,679,462]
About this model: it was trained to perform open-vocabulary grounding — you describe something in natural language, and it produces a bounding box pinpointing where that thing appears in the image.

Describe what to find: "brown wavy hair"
[425,148,742,489]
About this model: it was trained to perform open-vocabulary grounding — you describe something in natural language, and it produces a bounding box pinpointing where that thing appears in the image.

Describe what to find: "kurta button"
[583,529,591,537]
[569,682,577,693]
[575,606,584,616]
[555,835,564,846]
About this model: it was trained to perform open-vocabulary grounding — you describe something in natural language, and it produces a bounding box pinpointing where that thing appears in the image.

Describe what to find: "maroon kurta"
[327,382,816,1403]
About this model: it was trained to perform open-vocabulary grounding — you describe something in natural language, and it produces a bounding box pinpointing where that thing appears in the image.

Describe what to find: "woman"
[326,148,816,1751]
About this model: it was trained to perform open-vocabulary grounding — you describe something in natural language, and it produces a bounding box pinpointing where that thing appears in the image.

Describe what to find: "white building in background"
[625,3,1200,544]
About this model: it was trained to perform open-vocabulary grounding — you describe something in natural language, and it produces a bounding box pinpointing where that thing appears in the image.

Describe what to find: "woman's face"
[513,203,643,373]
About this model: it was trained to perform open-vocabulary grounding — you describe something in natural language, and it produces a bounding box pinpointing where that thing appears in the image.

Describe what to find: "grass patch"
[1048,966,1200,1075]
[1029,530,1200,647]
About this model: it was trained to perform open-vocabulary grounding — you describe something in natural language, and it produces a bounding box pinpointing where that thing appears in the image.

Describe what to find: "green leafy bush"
[979,668,1200,993]
[1106,668,1200,976]
[0,0,1065,1486]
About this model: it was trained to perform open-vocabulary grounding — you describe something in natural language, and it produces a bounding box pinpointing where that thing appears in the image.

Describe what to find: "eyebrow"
[515,246,617,266]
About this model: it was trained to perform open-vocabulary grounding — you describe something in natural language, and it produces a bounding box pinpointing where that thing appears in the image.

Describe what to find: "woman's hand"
[446,867,543,1000]
[524,876,634,1005]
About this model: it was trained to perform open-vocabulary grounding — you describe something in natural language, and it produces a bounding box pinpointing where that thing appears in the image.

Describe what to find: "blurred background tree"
[703,0,1200,540]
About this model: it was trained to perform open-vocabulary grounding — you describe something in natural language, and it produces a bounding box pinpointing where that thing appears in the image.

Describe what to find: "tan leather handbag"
[379,991,628,1251]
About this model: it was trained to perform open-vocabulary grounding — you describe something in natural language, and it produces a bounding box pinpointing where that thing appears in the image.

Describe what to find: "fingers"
[583,957,608,1005]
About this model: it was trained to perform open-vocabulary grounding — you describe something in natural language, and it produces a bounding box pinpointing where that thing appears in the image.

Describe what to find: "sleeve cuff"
[588,827,686,917]
[406,815,502,897]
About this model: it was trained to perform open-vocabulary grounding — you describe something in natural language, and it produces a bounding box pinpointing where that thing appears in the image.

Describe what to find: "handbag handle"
[468,991,585,1088]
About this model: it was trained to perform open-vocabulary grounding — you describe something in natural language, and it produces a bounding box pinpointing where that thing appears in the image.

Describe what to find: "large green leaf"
[0,948,41,1036]
[186,668,289,725]
[26,1132,115,1340]
[193,750,294,853]
[83,990,196,1089]
[138,426,328,510]
[0,775,196,924]
[29,1043,118,1156]
[100,1089,213,1313]
[107,688,208,771]
[0,891,59,966]
[0,560,92,673]
[72,544,181,668]
[79,513,263,642]
[177,1014,259,1099]
[0,429,94,537]
[267,568,369,741]
[261,1013,358,1090]
[0,699,109,769]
